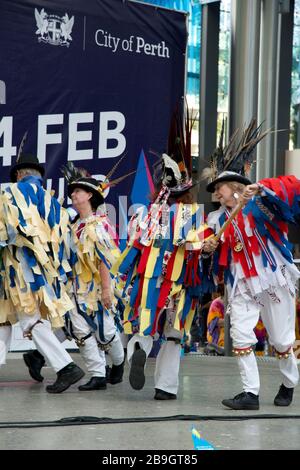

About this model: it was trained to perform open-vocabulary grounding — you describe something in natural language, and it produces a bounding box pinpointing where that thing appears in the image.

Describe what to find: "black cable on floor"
[0,413,300,429]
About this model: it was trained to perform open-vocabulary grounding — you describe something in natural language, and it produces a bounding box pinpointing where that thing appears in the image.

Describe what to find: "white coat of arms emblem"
[34,8,74,47]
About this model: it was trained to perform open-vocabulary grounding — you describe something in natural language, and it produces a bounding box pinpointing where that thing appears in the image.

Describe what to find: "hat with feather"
[10,132,45,182]
[153,99,197,196]
[62,156,135,207]
[203,119,269,193]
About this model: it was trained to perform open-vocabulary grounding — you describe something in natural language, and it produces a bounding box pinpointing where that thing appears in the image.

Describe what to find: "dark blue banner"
[0,0,187,221]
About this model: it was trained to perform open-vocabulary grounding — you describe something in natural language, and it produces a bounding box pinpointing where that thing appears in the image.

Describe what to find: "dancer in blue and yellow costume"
[0,146,85,393]
[113,105,215,400]
[60,163,127,390]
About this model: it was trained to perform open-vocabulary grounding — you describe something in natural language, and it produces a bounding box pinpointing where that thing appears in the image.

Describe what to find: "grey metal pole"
[274,0,295,176]
[229,0,261,134]
[256,0,280,180]
[198,2,220,205]
[199,2,220,160]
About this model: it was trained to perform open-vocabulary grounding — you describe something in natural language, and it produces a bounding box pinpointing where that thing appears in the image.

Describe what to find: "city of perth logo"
[34,8,74,47]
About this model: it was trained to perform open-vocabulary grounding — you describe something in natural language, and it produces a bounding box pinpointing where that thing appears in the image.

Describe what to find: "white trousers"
[0,326,12,366]
[19,313,73,372]
[63,302,124,377]
[229,286,299,394]
[127,308,182,395]
[0,312,73,373]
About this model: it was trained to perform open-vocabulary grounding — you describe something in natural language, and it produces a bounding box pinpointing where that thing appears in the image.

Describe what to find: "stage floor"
[0,353,299,450]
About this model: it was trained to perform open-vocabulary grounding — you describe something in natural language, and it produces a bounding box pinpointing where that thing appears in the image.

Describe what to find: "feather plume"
[101,170,136,190]
[104,153,127,182]
[209,117,226,178]
[60,162,89,183]
[184,105,198,175]
[223,119,269,175]
[148,99,196,192]
[166,98,196,183]
[202,118,270,182]
[201,166,215,181]
[17,131,28,161]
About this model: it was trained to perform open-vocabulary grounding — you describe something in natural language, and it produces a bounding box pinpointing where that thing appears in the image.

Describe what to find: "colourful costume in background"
[254,318,267,356]
[207,297,224,348]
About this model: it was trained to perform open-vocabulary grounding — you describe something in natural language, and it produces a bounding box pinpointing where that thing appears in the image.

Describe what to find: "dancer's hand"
[242,183,260,200]
[203,238,219,253]
[102,288,112,309]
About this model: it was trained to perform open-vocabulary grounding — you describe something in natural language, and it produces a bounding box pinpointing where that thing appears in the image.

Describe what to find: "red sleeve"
[259,175,300,206]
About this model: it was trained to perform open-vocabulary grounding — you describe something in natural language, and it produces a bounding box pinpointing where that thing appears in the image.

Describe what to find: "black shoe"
[23,350,45,382]
[154,388,177,400]
[46,363,85,393]
[109,361,124,385]
[129,348,146,390]
[222,392,259,410]
[105,365,111,381]
[274,384,294,406]
[78,376,107,391]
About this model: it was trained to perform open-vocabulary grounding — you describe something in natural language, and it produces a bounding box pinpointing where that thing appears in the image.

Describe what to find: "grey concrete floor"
[0,353,299,450]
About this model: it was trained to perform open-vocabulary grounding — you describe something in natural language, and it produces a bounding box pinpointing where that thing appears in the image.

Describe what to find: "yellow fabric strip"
[184,305,197,335]
[111,245,130,276]
[124,321,132,335]
[145,246,160,278]
[0,300,16,324]
[140,308,151,335]
[170,245,185,281]
[170,283,181,297]
[140,277,149,308]
[123,304,132,334]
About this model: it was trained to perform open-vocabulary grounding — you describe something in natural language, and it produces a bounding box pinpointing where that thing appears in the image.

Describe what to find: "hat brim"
[206,174,252,193]
[10,162,45,183]
[68,182,104,206]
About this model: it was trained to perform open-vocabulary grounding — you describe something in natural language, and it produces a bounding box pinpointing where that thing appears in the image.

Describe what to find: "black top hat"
[10,153,45,183]
[62,160,135,209]
[67,177,104,207]
[206,171,252,193]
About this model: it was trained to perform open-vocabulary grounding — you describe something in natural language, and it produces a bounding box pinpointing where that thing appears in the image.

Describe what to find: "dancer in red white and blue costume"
[203,120,300,410]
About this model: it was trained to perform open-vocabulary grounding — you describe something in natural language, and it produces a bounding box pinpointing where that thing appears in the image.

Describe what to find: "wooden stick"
[214,198,247,242]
